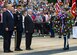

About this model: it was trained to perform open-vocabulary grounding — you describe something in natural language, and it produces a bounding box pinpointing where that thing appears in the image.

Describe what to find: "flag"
[71,0,76,18]
[72,0,76,4]
[57,0,63,5]
[55,3,62,14]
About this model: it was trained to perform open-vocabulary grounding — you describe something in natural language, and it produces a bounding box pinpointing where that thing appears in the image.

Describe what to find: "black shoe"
[73,38,77,39]
[4,50,13,53]
[50,37,54,38]
[63,48,67,50]
[59,37,61,38]
[63,48,69,50]
[67,45,69,49]
[50,36,55,38]
[15,48,23,51]
[26,48,33,50]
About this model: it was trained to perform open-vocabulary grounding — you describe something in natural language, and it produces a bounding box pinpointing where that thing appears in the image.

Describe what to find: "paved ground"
[0,36,77,55]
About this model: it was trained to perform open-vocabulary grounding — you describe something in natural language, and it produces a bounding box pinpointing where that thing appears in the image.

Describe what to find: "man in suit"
[24,9,34,50]
[0,9,3,35]
[3,4,14,53]
[14,5,23,51]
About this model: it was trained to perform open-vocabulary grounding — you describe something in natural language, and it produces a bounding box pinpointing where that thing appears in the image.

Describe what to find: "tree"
[47,0,57,3]
[47,0,64,3]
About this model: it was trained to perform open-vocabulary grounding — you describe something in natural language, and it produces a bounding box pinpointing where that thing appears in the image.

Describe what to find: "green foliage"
[47,0,65,3]
[47,0,57,3]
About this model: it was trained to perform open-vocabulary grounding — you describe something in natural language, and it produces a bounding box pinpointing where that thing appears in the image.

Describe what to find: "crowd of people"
[0,0,77,53]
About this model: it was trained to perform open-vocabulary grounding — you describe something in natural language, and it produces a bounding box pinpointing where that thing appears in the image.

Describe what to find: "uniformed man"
[14,5,23,51]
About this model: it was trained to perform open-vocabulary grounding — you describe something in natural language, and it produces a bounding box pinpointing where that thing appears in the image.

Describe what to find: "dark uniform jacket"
[14,11,23,32]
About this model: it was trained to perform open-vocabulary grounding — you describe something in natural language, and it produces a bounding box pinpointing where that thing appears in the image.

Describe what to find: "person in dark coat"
[0,11,1,23]
[3,4,14,53]
[24,9,34,50]
[0,9,3,35]
[13,5,23,51]
[49,16,55,38]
